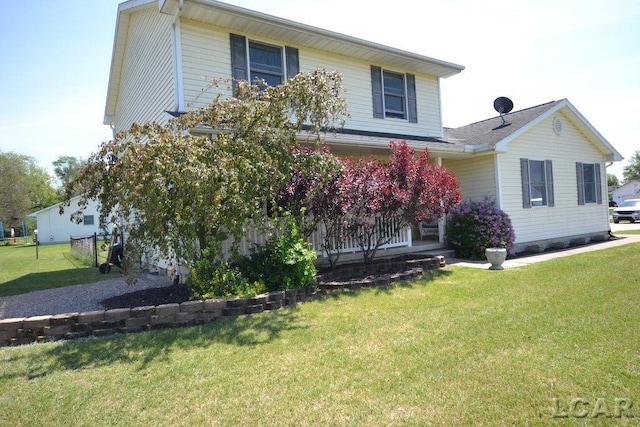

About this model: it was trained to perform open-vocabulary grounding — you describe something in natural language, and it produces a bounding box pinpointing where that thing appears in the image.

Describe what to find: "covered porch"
[224,217,447,267]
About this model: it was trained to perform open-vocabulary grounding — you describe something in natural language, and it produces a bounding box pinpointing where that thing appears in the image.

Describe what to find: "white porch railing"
[222,217,412,258]
[309,217,412,256]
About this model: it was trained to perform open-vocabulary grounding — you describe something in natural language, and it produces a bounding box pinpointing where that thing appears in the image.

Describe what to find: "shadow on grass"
[0,268,110,297]
[2,306,306,380]
[3,267,451,380]
[315,268,453,303]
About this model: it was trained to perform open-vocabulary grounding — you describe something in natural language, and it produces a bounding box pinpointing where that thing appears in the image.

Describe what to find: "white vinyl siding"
[181,20,232,108]
[443,155,497,201]
[114,9,175,134]
[499,113,608,244]
[302,51,442,137]
[179,19,443,137]
[30,197,103,244]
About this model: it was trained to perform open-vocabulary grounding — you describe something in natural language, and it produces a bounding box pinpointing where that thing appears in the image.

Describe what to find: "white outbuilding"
[28,196,104,244]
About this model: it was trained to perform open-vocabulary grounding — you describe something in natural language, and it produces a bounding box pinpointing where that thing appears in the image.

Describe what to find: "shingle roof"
[443,100,565,149]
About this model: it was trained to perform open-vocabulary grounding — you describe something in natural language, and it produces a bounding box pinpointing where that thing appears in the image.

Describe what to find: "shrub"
[445,200,516,259]
[187,213,317,298]
[237,214,317,292]
[187,255,267,299]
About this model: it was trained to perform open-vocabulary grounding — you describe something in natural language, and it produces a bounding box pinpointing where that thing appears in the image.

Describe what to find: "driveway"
[610,222,640,233]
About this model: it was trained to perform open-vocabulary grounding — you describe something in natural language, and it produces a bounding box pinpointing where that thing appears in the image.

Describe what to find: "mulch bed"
[101,284,191,310]
[100,253,443,310]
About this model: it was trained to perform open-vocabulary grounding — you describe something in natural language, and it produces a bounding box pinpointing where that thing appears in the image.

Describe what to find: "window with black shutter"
[370,66,417,122]
[230,34,299,92]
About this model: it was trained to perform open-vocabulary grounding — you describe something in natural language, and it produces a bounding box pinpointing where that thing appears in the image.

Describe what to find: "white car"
[612,199,640,223]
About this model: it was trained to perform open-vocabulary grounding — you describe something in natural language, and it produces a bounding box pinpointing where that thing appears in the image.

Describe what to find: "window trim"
[248,40,285,87]
[370,66,417,123]
[230,34,299,94]
[521,158,554,209]
[576,162,602,205]
[529,160,548,207]
[83,214,95,226]
[382,70,407,120]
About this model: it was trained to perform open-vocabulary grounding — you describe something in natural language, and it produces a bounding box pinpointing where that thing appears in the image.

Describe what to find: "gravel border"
[0,274,173,320]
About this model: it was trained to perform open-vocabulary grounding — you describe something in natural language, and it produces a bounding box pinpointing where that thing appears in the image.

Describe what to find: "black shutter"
[285,46,299,80]
[576,162,585,205]
[521,158,531,209]
[406,73,417,123]
[545,160,554,207]
[371,66,383,119]
[595,163,602,204]
[230,34,247,94]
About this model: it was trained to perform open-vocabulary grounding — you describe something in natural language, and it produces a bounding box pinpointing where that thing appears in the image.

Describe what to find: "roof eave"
[492,99,624,162]
[562,100,624,162]
[161,0,464,78]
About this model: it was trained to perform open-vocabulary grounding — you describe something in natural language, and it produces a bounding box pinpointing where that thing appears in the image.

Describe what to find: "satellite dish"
[493,97,514,114]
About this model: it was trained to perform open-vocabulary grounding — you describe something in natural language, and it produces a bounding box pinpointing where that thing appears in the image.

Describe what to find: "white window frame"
[382,69,408,120]
[581,163,597,204]
[247,39,285,87]
[528,160,548,207]
[83,214,95,226]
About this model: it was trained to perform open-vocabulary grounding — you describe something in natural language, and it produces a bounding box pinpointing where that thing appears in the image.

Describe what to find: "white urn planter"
[485,248,507,270]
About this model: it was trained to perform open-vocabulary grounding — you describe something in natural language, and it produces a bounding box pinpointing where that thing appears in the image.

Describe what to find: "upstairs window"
[383,71,406,119]
[83,215,95,226]
[230,34,299,94]
[577,162,602,205]
[521,159,554,208]
[249,41,284,87]
[371,66,417,122]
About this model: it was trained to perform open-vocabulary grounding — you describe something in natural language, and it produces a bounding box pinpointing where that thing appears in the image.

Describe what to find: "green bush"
[237,214,317,292]
[187,256,266,299]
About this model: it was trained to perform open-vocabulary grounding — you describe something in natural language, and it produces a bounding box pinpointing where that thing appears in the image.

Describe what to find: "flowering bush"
[445,200,516,259]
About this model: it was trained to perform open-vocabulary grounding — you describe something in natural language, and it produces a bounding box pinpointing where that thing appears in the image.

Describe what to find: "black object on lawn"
[99,232,124,274]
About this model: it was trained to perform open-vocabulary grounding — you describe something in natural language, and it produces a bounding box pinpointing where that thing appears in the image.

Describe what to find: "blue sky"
[1,0,638,180]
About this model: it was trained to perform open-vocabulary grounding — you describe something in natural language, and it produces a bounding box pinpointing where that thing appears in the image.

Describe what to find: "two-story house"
[105,0,623,256]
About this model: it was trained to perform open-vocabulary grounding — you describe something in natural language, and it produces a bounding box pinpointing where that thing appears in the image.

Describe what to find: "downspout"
[172,0,185,283]
[604,156,612,230]
[495,154,503,208]
[171,0,185,112]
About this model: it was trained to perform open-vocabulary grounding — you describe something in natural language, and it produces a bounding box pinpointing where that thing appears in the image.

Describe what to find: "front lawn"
[0,243,110,297]
[1,243,639,425]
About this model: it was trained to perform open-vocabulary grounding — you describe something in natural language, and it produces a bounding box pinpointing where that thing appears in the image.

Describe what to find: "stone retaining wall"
[0,255,445,347]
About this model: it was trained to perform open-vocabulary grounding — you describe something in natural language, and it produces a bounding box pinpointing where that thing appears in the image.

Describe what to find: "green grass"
[0,243,111,297]
[1,244,639,425]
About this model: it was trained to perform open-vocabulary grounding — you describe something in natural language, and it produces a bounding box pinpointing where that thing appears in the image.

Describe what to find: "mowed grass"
[1,244,639,426]
[0,243,110,297]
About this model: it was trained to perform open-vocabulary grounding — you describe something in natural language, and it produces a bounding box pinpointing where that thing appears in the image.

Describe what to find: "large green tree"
[0,151,58,230]
[64,70,347,275]
[622,150,640,183]
[53,156,86,194]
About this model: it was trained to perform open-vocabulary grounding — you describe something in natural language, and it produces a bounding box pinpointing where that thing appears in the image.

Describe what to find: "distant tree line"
[0,151,85,232]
